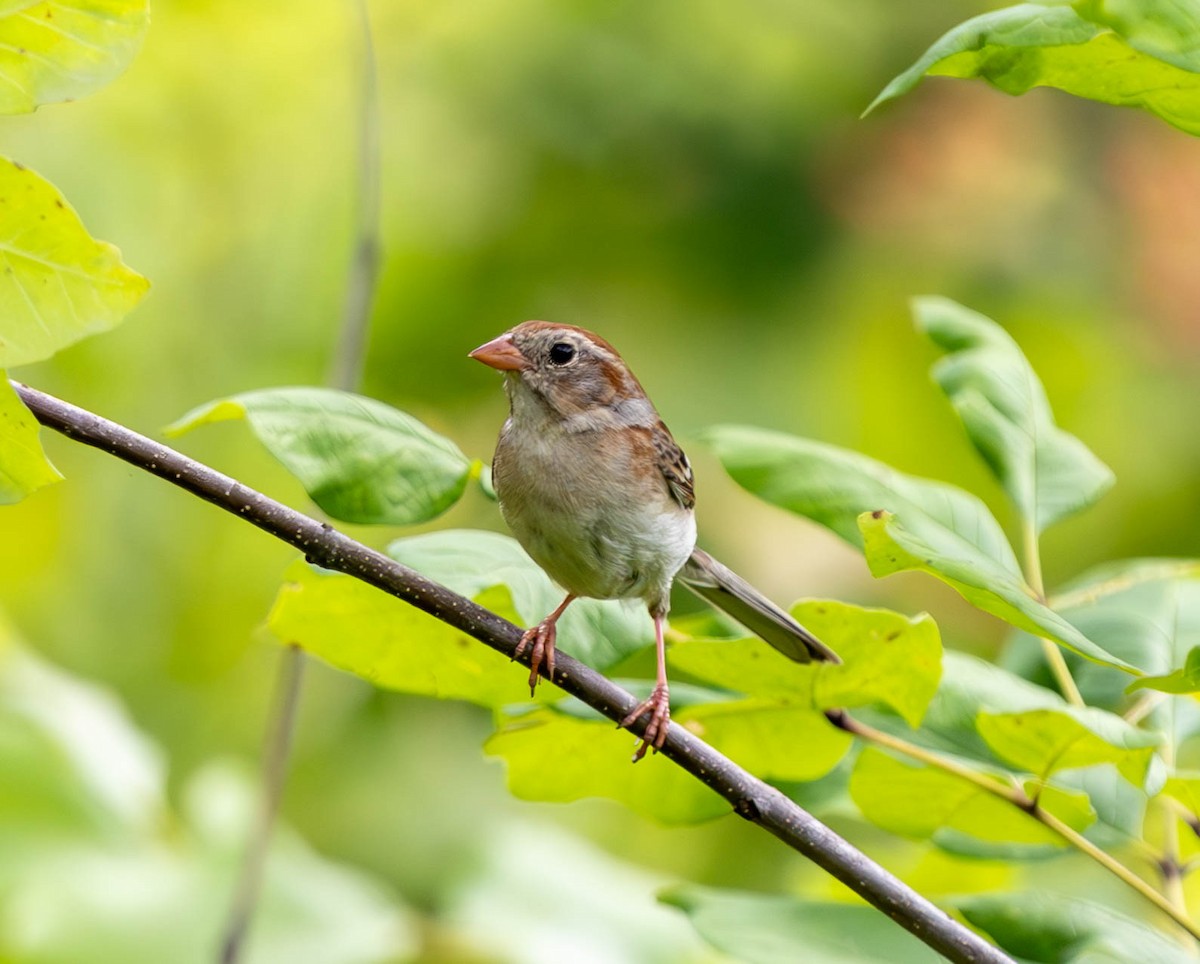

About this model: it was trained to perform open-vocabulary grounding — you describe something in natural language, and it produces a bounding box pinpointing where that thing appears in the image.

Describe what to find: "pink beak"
[469,332,529,372]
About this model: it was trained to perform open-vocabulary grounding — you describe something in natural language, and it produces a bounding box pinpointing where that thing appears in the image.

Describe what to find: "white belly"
[495,422,696,606]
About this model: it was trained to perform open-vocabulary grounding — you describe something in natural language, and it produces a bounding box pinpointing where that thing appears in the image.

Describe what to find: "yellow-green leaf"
[485,707,730,825]
[850,747,1092,859]
[0,1,149,114]
[0,375,60,502]
[670,600,942,728]
[977,707,1159,786]
[267,559,533,708]
[860,509,1133,671]
[0,158,148,368]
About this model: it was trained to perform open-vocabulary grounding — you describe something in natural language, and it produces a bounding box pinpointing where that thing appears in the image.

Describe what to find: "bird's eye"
[548,342,576,366]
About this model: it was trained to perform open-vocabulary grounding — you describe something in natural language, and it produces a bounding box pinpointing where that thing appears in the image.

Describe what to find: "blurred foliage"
[2,0,1200,960]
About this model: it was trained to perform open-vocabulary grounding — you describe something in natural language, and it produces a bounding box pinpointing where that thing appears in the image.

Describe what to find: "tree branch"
[14,379,1012,964]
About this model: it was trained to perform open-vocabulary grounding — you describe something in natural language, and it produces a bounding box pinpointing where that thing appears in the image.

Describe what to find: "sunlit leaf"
[1127,645,1200,695]
[168,388,473,525]
[1161,771,1200,817]
[914,296,1113,532]
[484,707,730,825]
[867,3,1200,138]
[849,747,1091,860]
[0,375,61,502]
[487,692,852,824]
[956,890,1193,963]
[977,707,1159,785]
[702,425,1017,562]
[670,600,942,728]
[0,158,148,369]
[1074,0,1200,73]
[0,1,148,114]
[388,530,652,671]
[661,885,943,964]
[860,509,1132,670]
[267,559,529,708]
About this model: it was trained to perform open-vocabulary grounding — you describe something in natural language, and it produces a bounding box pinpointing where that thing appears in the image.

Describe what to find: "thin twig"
[1022,518,1084,706]
[225,5,383,959]
[219,644,305,964]
[828,709,1200,942]
[14,379,1012,964]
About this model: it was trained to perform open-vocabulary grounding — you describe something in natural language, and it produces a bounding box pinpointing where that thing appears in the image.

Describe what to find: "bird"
[470,321,839,761]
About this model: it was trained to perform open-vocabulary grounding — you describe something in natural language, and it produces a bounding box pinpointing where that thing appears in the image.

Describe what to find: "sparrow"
[470,321,839,761]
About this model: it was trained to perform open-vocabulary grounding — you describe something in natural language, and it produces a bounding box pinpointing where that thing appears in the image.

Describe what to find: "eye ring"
[548,342,576,366]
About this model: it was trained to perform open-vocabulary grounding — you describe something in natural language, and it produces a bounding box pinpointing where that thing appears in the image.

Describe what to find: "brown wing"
[652,422,695,510]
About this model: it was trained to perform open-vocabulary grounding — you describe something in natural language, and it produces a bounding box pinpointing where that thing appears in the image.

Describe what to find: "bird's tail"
[678,549,840,664]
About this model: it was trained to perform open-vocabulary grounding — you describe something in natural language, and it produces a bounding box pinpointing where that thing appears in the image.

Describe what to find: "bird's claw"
[515,620,557,696]
[620,684,670,762]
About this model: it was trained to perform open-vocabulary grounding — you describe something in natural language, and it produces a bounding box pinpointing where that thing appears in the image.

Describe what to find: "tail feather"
[678,549,840,664]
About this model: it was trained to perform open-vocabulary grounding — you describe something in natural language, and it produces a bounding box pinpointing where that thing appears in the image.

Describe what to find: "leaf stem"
[829,709,1200,942]
[1021,519,1083,706]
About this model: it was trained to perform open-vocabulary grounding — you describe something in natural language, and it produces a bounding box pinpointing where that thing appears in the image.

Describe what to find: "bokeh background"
[2,0,1199,960]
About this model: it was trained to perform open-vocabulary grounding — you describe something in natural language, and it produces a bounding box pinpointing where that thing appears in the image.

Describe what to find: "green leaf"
[168,388,472,525]
[910,651,1153,779]
[1074,0,1200,73]
[914,296,1113,532]
[1127,645,1200,694]
[387,530,652,671]
[702,424,1017,561]
[267,558,529,708]
[704,424,1127,669]
[486,691,852,823]
[0,158,148,368]
[866,3,1200,138]
[860,509,1133,671]
[1048,560,1200,713]
[849,746,1092,859]
[977,706,1159,785]
[670,600,942,728]
[0,375,61,502]
[661,885,943,964]
[484,707,730,824]
[956,890,1193,963]
[0,1,148,114]
[1162,771,1200,816]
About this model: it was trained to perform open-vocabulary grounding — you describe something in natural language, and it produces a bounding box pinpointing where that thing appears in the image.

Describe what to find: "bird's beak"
[469,333,530,372]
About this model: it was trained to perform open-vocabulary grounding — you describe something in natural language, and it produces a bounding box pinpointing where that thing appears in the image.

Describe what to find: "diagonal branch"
[13,379,1012,964]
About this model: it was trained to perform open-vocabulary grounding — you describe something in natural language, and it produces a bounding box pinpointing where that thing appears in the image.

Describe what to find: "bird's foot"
[514,619,557,696]
[620,684,670,763]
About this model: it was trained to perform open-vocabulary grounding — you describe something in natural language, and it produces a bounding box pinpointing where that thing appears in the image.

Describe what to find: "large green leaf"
[660,885,943,964]
[485,694,852,824]
[860,510,1132,670]
[1047,560,1200,723]
[956,890,1193,963]
[1074,0,1200,73]
[387,530,652,671]
[670,600,942,728]
[704,424,1127,669]
[914,296,1113,532]
[168,388,476,525]
[0,375,61,502]
[849,746,1092,860]
[866,3,1200,138]
[0,1,148,113]
[703,424,1017,561]
[267,558,531,708]
[0,158,148,368]
[485,706,730,824]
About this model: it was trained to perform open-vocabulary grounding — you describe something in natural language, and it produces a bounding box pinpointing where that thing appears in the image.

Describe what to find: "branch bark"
[14,379,1012,964]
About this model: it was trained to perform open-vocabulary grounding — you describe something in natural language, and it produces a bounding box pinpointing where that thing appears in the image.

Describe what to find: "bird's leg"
[620,614,671,762]
[514,594,575,696]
